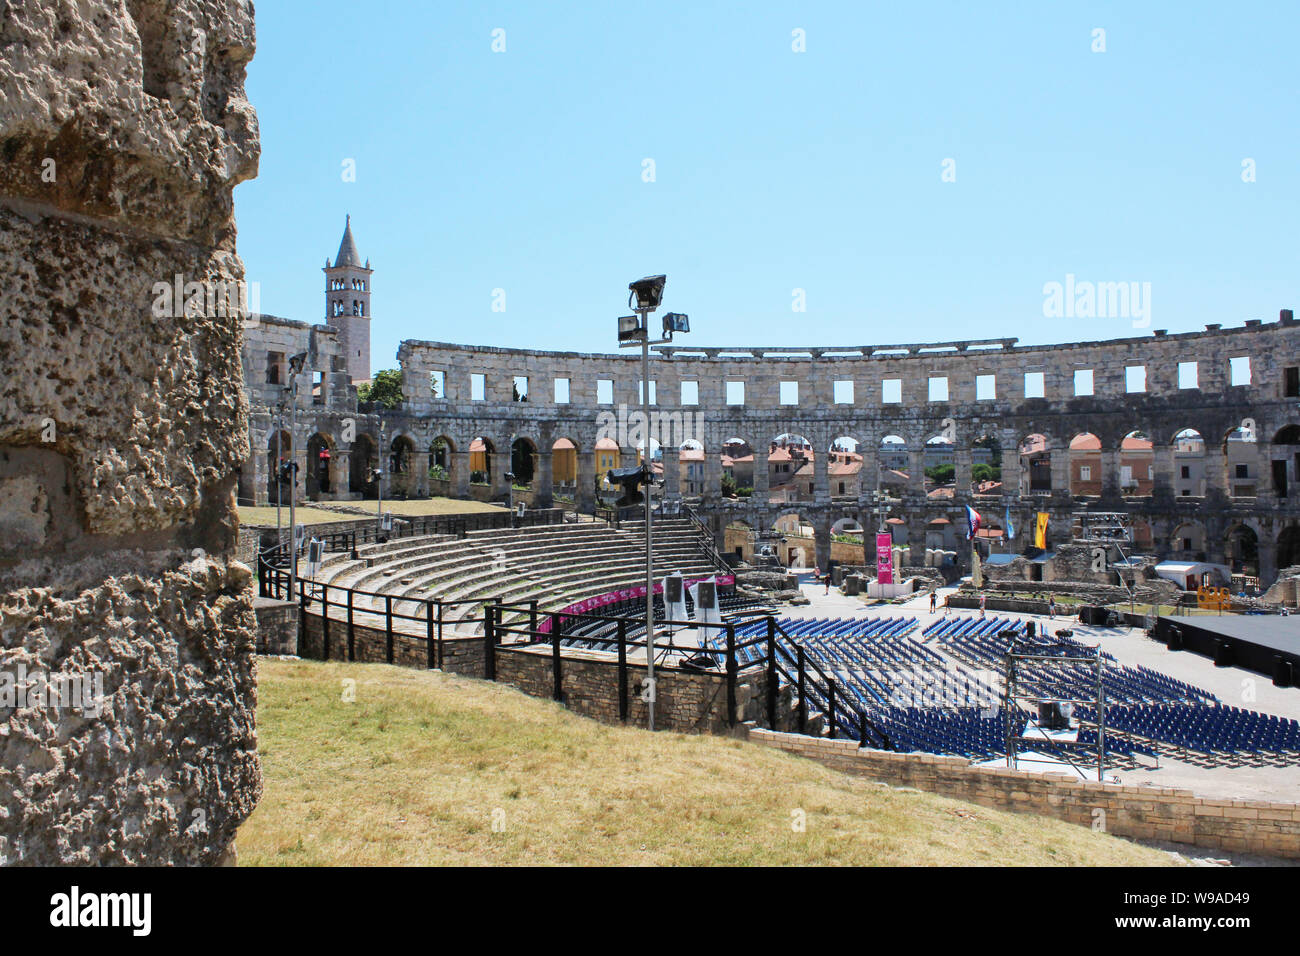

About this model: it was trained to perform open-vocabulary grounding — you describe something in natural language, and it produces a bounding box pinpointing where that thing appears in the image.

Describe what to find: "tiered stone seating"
[311,518,722,636]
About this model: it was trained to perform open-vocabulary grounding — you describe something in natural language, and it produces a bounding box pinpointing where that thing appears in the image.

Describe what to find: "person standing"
[929,590,938,613]
[979,593,986,619]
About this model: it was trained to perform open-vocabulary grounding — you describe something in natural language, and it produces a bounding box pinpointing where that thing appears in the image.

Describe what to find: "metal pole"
[1097,651,1106,782]
[275,406,283,552]
[288,388,297,598]
[377,422,384,536]
[642,327,655,731]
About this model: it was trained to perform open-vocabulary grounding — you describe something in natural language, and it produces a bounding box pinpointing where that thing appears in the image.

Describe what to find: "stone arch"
[1171,427,1206,498]
[1169,521,1207,561]
[769,433,813,504]
[877,433,909,494]
[1223,424,1258,498]
[550,436,578,500]
[721,435,754,498]
[1019,433,1053,495]
[677,438,705,496]
[305,431,335,499]
[1224,522,1260,577]
[1120,429,1154,497]
[922,429,954,497]
[428,434,455,488]
[1270,424,1300,499]
[772,510,812,569]
[388,433,417,497]
[1278,523,1300,572]
[510,435,537,487]
[469,436,495,487]
[349,432,377,497]
[1067,432,1101,497]
[827,435,861,499]
[969,431,1003,496]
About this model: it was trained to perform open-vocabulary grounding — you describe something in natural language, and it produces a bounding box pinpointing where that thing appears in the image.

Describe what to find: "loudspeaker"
[1166,625,1182,651]
[1214,638,1234,667]
[666,577,683,603]
[1037,701,1069,730]
[697,581,717,609]
[1273,657,1294,688]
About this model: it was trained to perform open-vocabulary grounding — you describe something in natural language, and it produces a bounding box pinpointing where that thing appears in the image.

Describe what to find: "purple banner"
[876,532,893,585]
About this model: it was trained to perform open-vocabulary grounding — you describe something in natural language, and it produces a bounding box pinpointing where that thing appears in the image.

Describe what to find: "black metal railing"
[681,503,730,574]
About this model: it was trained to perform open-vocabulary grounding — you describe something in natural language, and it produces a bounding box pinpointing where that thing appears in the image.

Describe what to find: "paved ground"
[783,581,1300,804]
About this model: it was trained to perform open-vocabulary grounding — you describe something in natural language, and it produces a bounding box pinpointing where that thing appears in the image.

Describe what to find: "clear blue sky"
[234,1,1298,374]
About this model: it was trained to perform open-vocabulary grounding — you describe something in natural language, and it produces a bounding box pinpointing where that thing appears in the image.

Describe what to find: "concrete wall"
[0,0,261,864]
[751,729,1300,859]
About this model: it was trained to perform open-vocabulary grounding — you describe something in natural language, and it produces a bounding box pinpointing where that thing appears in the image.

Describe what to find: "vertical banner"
[876,532,894,585]
[1034,512,1050,550]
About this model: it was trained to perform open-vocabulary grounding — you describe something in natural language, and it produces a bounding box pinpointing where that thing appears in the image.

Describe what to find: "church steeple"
[323,215,374,383]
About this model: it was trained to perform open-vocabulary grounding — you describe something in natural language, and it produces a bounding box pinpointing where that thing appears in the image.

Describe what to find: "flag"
[1034,512,1050,550]
[965,505,982,540]
[1005,506,1015,540]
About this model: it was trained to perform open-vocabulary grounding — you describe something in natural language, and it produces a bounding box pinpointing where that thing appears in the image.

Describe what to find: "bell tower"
[323,214,373,383]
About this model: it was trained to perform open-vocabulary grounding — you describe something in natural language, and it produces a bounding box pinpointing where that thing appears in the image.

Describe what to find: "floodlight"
[607,466,647,508]
[617,314,643,343]
[662,312,689,334]
[628,274,666,311]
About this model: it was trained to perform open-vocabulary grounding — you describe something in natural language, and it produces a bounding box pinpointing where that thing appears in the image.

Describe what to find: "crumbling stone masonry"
[0,0,261,864]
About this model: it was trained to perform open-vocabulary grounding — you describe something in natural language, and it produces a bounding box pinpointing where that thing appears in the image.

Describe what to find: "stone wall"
[750,729,1300,859]
[0,0,261,864]
[495,644,769,734]
[254,598,298,655]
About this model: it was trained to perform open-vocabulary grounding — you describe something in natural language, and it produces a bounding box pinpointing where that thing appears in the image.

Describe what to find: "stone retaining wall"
[254,598,299,655]
[750,729,1300,859]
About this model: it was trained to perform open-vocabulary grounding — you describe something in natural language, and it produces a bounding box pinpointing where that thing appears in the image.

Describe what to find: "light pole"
[285,352,307,597]
[618,276,690,731]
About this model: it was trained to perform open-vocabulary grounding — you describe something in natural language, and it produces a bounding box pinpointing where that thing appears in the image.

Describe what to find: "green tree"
[357,368,403,409]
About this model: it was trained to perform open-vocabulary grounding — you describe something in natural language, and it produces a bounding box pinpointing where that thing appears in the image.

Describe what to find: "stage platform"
[1154,614,1300,685]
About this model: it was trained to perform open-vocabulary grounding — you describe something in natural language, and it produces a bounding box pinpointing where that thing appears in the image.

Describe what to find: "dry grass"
[238,497,504,528]
[239,659,1179,867]
[237,505,363,526]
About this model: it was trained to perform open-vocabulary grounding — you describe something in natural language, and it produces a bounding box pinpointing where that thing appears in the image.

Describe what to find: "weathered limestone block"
[0,0,261,864]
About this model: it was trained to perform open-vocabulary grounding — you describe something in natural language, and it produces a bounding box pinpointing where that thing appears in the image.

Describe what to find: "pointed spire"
[333,214,362,268]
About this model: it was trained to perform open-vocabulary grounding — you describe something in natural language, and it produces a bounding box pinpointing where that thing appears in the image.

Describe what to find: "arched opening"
[769,433,813,504]
[1279,524,1300,571]
[428,435,454,490]
[1068,433,1101,497]
[469,437,495,488]
[305,432,334,499]
[1224,524,1259,578]
[266,429,292,505]
[349,433,377,497]
[1225,425,1258,497]
[1172,428,1206,497]
[595,437,621,493]
[1120,430,1154,496]
[551,437,578,502]
[510,437,537,488]
[772,512,812,568]
[923,433,954,497]
[389,434,416,498]
[877,434,908,495]
[677,439,704,496]
[970,434,1003,496]
[828,437,861,499]
[1169,522,1207,562]
[721,437,754,498]
[1271,425,1300,499]
[1020,433,1052,495]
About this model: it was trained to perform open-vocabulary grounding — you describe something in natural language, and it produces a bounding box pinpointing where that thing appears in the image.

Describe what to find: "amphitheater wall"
[751,729,1300,859]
